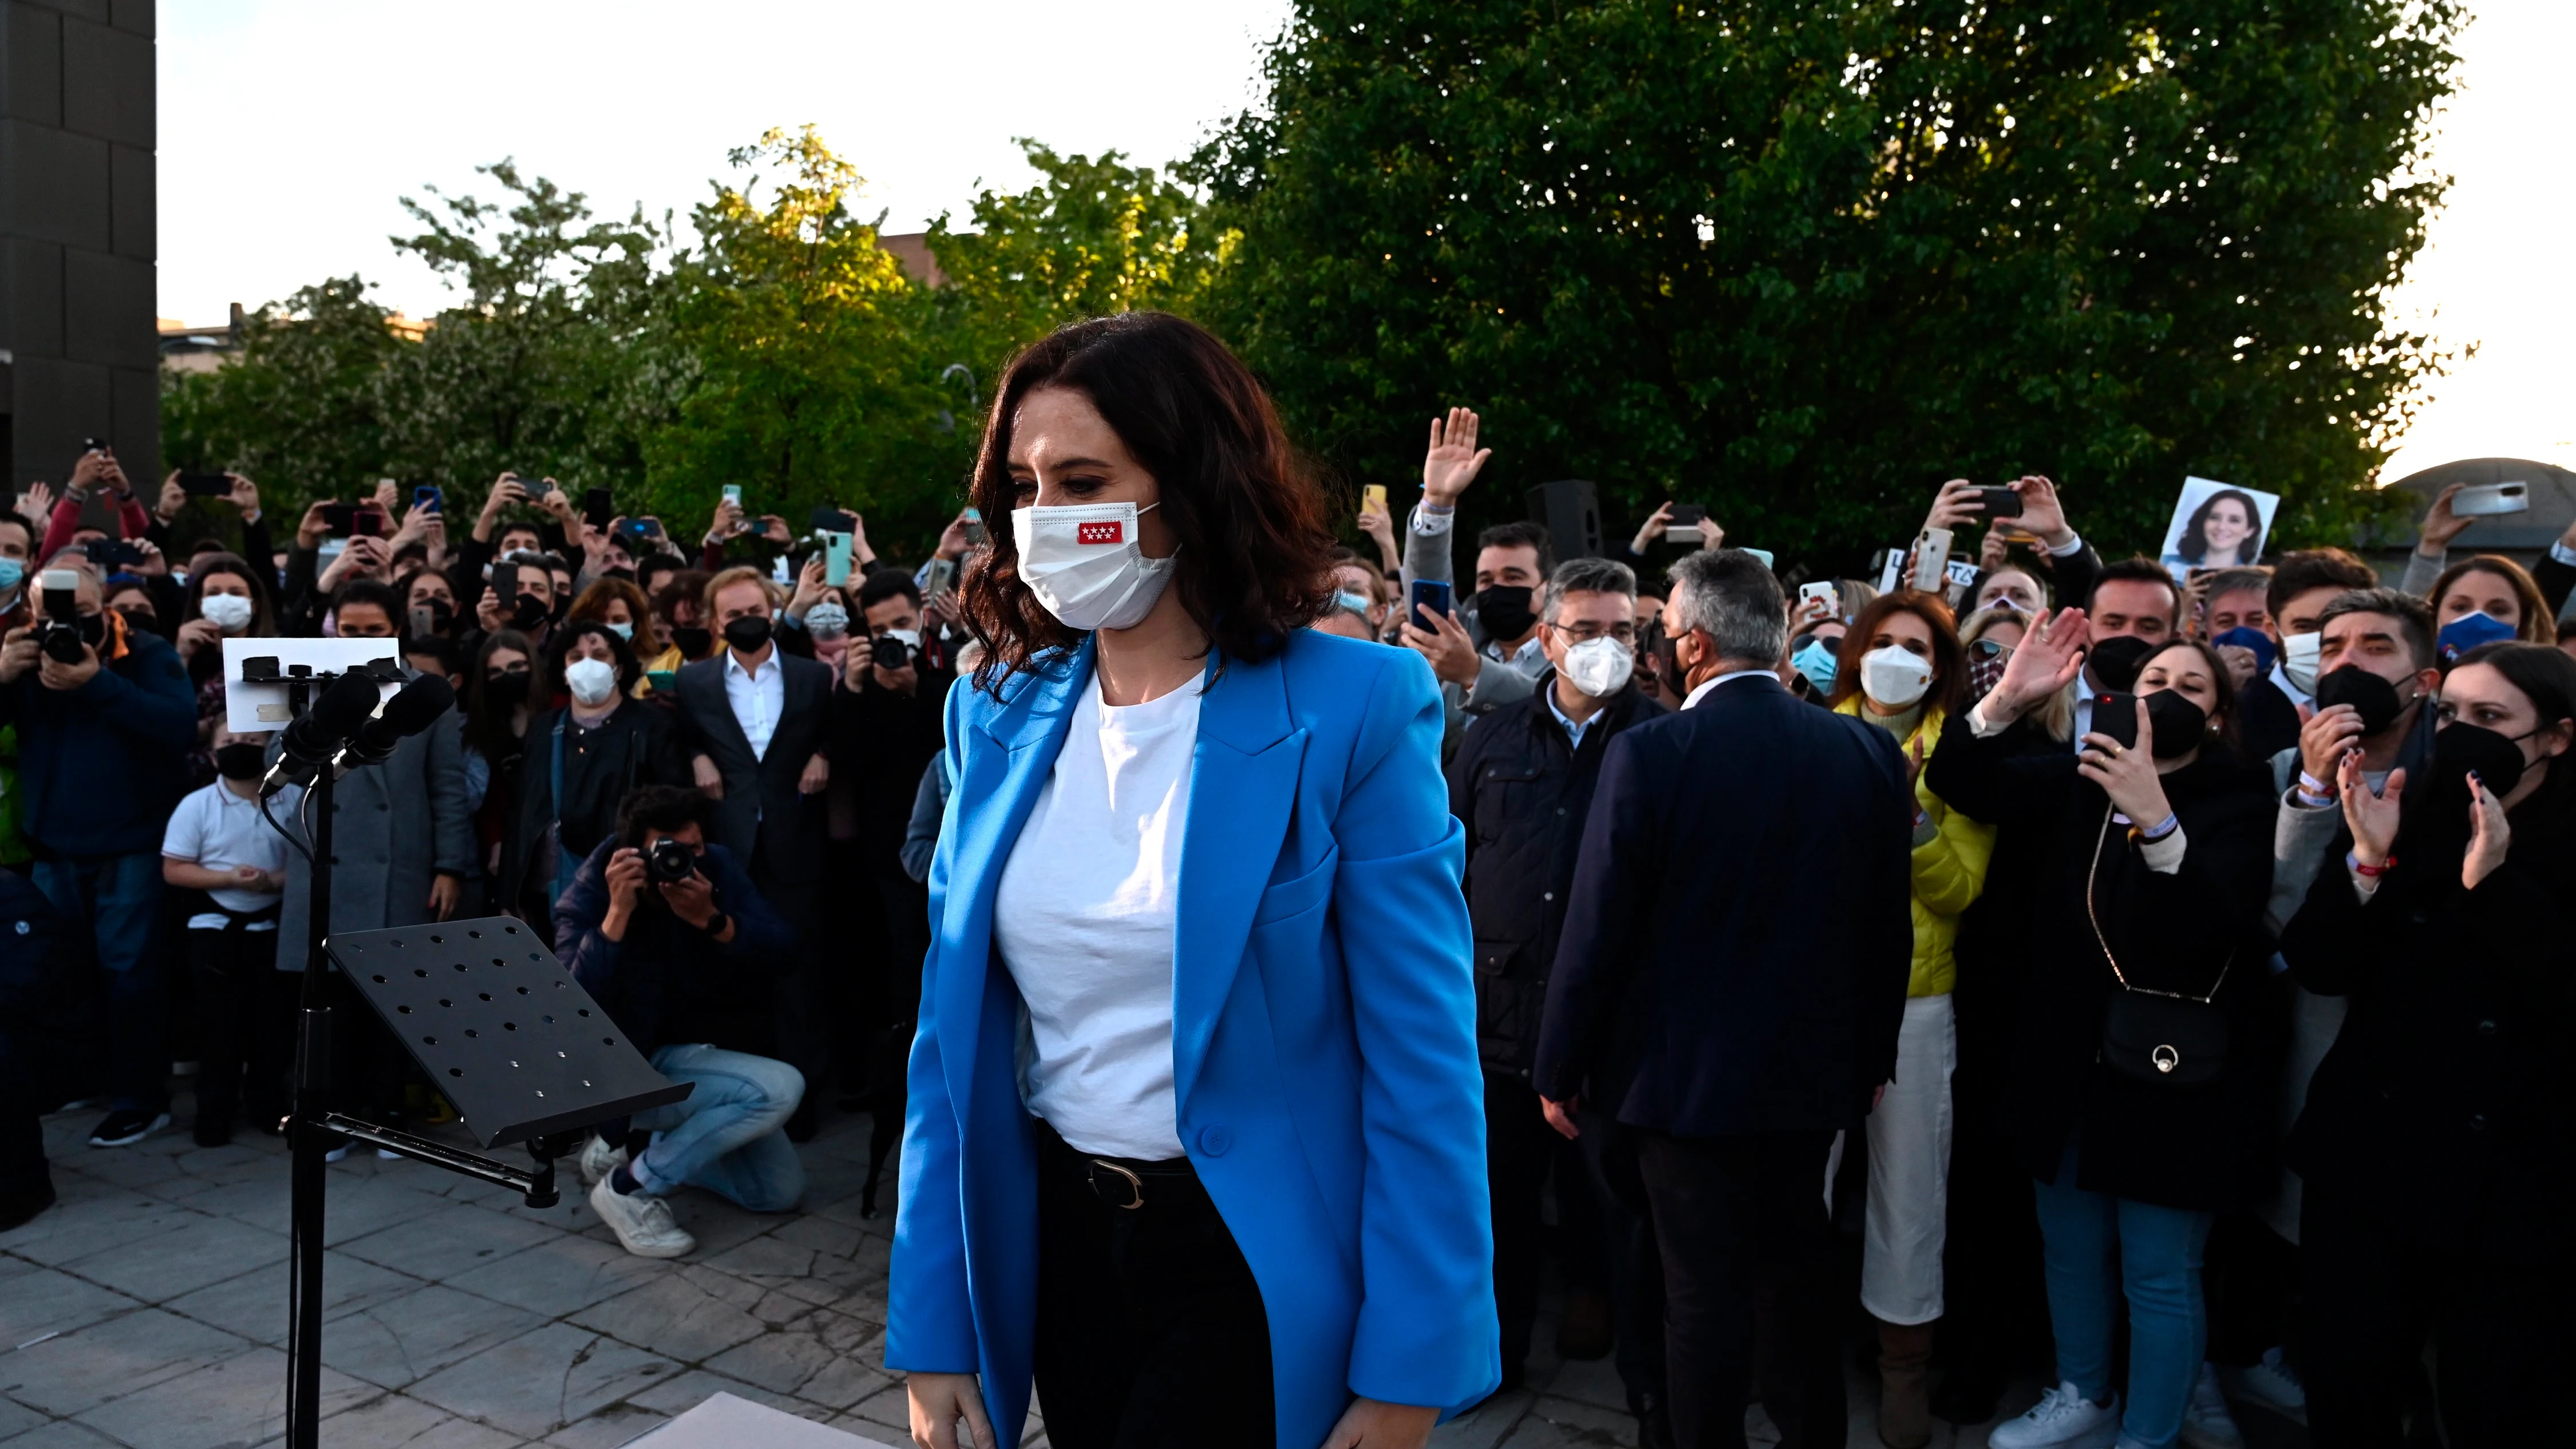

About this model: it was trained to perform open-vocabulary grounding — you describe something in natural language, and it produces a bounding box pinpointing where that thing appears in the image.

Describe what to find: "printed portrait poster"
[2158,476,2279,583]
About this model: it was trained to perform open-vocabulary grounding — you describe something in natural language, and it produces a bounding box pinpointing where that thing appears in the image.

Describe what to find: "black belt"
[1035,1118,1207,1212]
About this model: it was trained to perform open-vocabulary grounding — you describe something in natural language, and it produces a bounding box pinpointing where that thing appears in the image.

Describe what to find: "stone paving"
[0,1095,2313,1448]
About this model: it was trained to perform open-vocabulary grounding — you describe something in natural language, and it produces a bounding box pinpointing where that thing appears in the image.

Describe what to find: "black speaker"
[1526,479,1604,560]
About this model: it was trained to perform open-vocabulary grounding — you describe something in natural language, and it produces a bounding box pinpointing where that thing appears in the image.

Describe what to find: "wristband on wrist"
[2298,769,2334,797]
[2133,812,2180,844]
[2347,851,2393,878]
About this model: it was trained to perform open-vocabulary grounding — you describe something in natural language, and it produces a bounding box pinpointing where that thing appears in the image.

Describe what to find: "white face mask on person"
[1560,636,1634,697]
[2281,630,2322,696]
[564,657,618,707]
[199,593,255,634]
[1012,501,1178,632]
[1859,646,1933,710]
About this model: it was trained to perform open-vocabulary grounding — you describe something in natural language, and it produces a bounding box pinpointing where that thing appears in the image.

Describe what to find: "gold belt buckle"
[1088,1159,1146,1210]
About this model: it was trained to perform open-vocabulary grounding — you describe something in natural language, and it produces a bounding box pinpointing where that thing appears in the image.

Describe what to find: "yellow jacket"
[1835,699,1995,997]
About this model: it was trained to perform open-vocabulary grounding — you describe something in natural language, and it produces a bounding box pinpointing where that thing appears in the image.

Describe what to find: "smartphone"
[1911,526,1954,593]
[349,507,384,539]
[1409,578,1454,629]
[924,556,958,597]
[721,485,744,509]
[1362,484,1388,515]
[177,472,232,497]
[2091,690,2138,751]
[2452,482,2529,517]
[409,605,437,639]
[413,484,443,515]
[1668,503,1708,545]
[824,531,855,588]
[320,503,358,536]
[1799,581,1840,618]
[489,560,522,605]
[618,516,665,546]
[811,505,859,534]
[1974,485,2026,519]
[645,670,677,694]
[88,539,143,568]
[584,488,615,530]
[962,506,987,548]
[1741,548,1775,569]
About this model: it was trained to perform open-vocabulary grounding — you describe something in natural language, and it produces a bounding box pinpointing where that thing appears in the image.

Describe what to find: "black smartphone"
[349,507,384,539]
[1668,503,1708,544]
[618,516,665,544]
[584,487,615,530]
[413,484,443,515]
[810,506,858,534]
[177,472,232,497]
[489,560,522,605]
[1409,578,1454,629]
[2092,691,2139,751]
[88,539,143,568]
[1974,485,2025,519]
[321,503,358,535]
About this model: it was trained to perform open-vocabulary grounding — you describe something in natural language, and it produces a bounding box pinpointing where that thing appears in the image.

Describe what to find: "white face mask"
[2281,631,2321,695]
[1859,645,1933,710]
[1012,500,1178,632]
[1560,635,1634,697]
[199,593,255,634]
[564,657,618,707]
[804,602,850,640]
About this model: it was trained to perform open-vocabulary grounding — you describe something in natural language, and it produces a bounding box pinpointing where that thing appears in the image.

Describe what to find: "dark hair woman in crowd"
[173,553,276,779]
[2277,641,2576,1447]
[501,620,690,923]
[895,311,1493,1449]
[568,575,666,672]
[395,564,462,644]
[2170,488,2266,570]
[1925,619,2277,1449]
[462,629,538,891]
[2425,554,2558,648]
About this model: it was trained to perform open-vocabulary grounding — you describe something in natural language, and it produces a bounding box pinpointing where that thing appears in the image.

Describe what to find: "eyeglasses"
[1546,621,1637,645]
[1969,638,2015,661]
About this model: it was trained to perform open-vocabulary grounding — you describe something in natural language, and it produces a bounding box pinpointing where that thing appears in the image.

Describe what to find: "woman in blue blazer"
[890,313,1497,1449]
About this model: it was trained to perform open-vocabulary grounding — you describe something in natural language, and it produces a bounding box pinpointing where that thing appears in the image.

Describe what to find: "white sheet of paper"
[629,1392,898,1447]
[220,636,403,735]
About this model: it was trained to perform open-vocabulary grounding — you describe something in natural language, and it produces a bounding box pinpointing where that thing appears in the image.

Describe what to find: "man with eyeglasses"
[1446,556,1674,1444]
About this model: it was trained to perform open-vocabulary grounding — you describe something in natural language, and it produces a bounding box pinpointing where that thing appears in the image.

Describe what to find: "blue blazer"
[886,630,1499,1448]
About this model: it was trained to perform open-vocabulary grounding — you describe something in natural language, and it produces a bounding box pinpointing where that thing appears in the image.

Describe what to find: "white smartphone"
[1799,581,1839,618]
[1911,527,1953,593]
[721,484,744,508]
[2452,482,2528,517]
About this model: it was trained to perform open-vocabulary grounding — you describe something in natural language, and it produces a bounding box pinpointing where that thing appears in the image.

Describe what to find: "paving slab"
[0,1308,253,1418]
[163,1250,426,1348]
[56,1211,290,1301]
[321,1285,550,1391]
[442,1234,665,1320]
[409,1323,678,1442]
[568,1269,768,1364]
[72,1345,376,1449]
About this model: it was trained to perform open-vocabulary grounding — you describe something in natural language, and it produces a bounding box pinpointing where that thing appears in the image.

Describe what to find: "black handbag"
[2084,806,2233,1088]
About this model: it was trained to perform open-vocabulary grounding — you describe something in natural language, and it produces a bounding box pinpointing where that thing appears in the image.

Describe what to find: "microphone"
[335,673,457,772]
[260,672,384,799]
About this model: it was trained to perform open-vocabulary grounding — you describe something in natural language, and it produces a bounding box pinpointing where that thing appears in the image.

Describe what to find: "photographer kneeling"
[557,784,804,1258]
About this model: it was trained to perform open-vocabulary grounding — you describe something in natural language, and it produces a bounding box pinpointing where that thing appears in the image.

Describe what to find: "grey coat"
[274,709,477,969]
[1398,505,1540,747]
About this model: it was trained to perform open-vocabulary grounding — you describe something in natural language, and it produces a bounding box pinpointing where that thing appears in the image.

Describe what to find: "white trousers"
[1862,993,1957,1326]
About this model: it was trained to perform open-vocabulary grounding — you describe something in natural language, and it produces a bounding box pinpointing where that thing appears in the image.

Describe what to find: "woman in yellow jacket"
[1830,590,1996,1449]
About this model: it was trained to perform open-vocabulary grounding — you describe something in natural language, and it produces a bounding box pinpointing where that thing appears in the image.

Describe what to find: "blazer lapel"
[688,660,757,765]
[1172,649,1307,1106]
[933,641,1092,1130]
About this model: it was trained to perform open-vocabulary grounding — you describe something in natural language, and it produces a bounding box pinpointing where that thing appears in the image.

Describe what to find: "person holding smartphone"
[1923,622,2274,1449]
[896,313,1493,1449]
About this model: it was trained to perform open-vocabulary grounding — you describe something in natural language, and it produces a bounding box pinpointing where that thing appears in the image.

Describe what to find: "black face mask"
[213,743,267,781]
[417,599,456,637]
[549,590,571,623]
[2429,722,2534,804]
[2313,665,2412,736]
[723,615,774,653]
[2087,634,2155,693]
[670,625,714,660]
[2143,689,2210,759]
[1473,585,1538,643]
[509,594,549,631]
[485,672,530,708]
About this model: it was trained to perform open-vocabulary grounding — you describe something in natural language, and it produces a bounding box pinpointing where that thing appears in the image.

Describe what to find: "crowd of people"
[1,309,2568,1449]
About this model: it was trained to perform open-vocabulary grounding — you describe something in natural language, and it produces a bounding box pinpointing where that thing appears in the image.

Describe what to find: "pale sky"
[157,1,2567,483]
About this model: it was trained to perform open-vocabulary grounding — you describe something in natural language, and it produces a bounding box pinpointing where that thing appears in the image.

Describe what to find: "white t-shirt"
[161,780,288,930]
[992,672,1199,1160]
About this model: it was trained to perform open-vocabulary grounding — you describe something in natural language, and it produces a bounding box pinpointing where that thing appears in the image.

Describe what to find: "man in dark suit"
[1537,549,1915,1449]
[674,566,835,1131]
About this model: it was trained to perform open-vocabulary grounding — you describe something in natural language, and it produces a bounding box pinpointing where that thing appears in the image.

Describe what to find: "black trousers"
[1486,1073,1614,1383]
[1637,1127,1843,1449]
[2301,1183,2571,1448]
[186,927,286,1128]
[1032,1122,1275,1449]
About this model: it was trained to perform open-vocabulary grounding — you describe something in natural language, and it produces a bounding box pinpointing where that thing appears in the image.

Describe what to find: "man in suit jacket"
[1537,550,1914,1449]
[673,567,835,1120]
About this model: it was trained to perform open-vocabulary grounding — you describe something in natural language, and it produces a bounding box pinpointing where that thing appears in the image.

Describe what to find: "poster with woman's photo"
[2158,476,2279,582]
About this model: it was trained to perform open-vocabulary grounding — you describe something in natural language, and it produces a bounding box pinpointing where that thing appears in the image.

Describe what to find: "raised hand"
[2416,481,2476,556]
[17,481,53,528]
[1923,479,1985,533]
[1984,606,2089,722]
[1421,406,1491,506]
[1630,501,1675,554]
[2077,697,2174,826]
[2338,750,2403,869]
[2463,771,2511,889]
[2012,475,2076,550]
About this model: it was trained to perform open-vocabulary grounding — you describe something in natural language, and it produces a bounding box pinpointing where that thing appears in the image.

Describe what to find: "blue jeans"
[2031,1140,2215,1449]
[629,1043,806,1211]
[34,852,166,1115]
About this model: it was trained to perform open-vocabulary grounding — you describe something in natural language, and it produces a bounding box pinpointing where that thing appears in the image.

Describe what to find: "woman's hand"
[906,1373,996,1449]
[1981,606,2087,723]
[2337,749,2403,869]
[933,507,976,562]
[788,556,830,618]
[1630,500,1674,555]
[2416,481,2476,558]
[2012,475,2076,551]
[297,500,333,552]
[1356,504,1399,571]
[1420,407,1490,507]
[228,473,260,520]
[1922,478,1984,533]
[176,616,224,661]
[157,472,188,523]
[2077,697,2172,827]
[16,480,52,529]
[1318,1397,1440,1449]
[477,474,528,542]
[2463,771,2510,889]
[704,496,747,548]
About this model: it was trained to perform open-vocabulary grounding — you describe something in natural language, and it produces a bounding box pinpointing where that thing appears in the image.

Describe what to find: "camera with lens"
[871,633,913,670]
[37,570,89,665]
[646,836,697,885]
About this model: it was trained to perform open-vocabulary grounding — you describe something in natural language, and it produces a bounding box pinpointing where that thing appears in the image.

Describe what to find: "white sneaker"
[323,1143,351,1163]
[578,1132,627,1186]
[1990,1382,2122,1449]
[2181,1363,2246,1449]
[2227,1346,2306,1419]
[589,1175,695,1258]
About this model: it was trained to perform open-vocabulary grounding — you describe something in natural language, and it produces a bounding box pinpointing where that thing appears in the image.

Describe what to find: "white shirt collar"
[722,646,773,681]
[1682,668,1778,710]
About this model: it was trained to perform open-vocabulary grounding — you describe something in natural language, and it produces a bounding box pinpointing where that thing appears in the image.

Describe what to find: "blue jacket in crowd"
[0,627,195,859]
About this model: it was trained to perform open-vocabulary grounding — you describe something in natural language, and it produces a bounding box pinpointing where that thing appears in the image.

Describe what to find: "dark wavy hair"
[2176,488,2267,566]
[2451,641,2576,829]
[543,617,643,702]
[1828,589,1966,723]
[961,312,1339,689]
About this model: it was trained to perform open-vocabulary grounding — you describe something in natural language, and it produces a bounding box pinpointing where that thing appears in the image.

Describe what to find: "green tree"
[643,126,964,546]
[1195,0,2463,566]
[160,275,409,515]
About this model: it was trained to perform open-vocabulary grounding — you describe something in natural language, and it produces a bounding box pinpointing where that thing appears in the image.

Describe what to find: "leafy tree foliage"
[1193,0,2464,565]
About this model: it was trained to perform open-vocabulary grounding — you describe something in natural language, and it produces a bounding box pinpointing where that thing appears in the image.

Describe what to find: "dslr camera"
[37,570,89,665]
[871,627,919,671]
[646,837,698,885]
